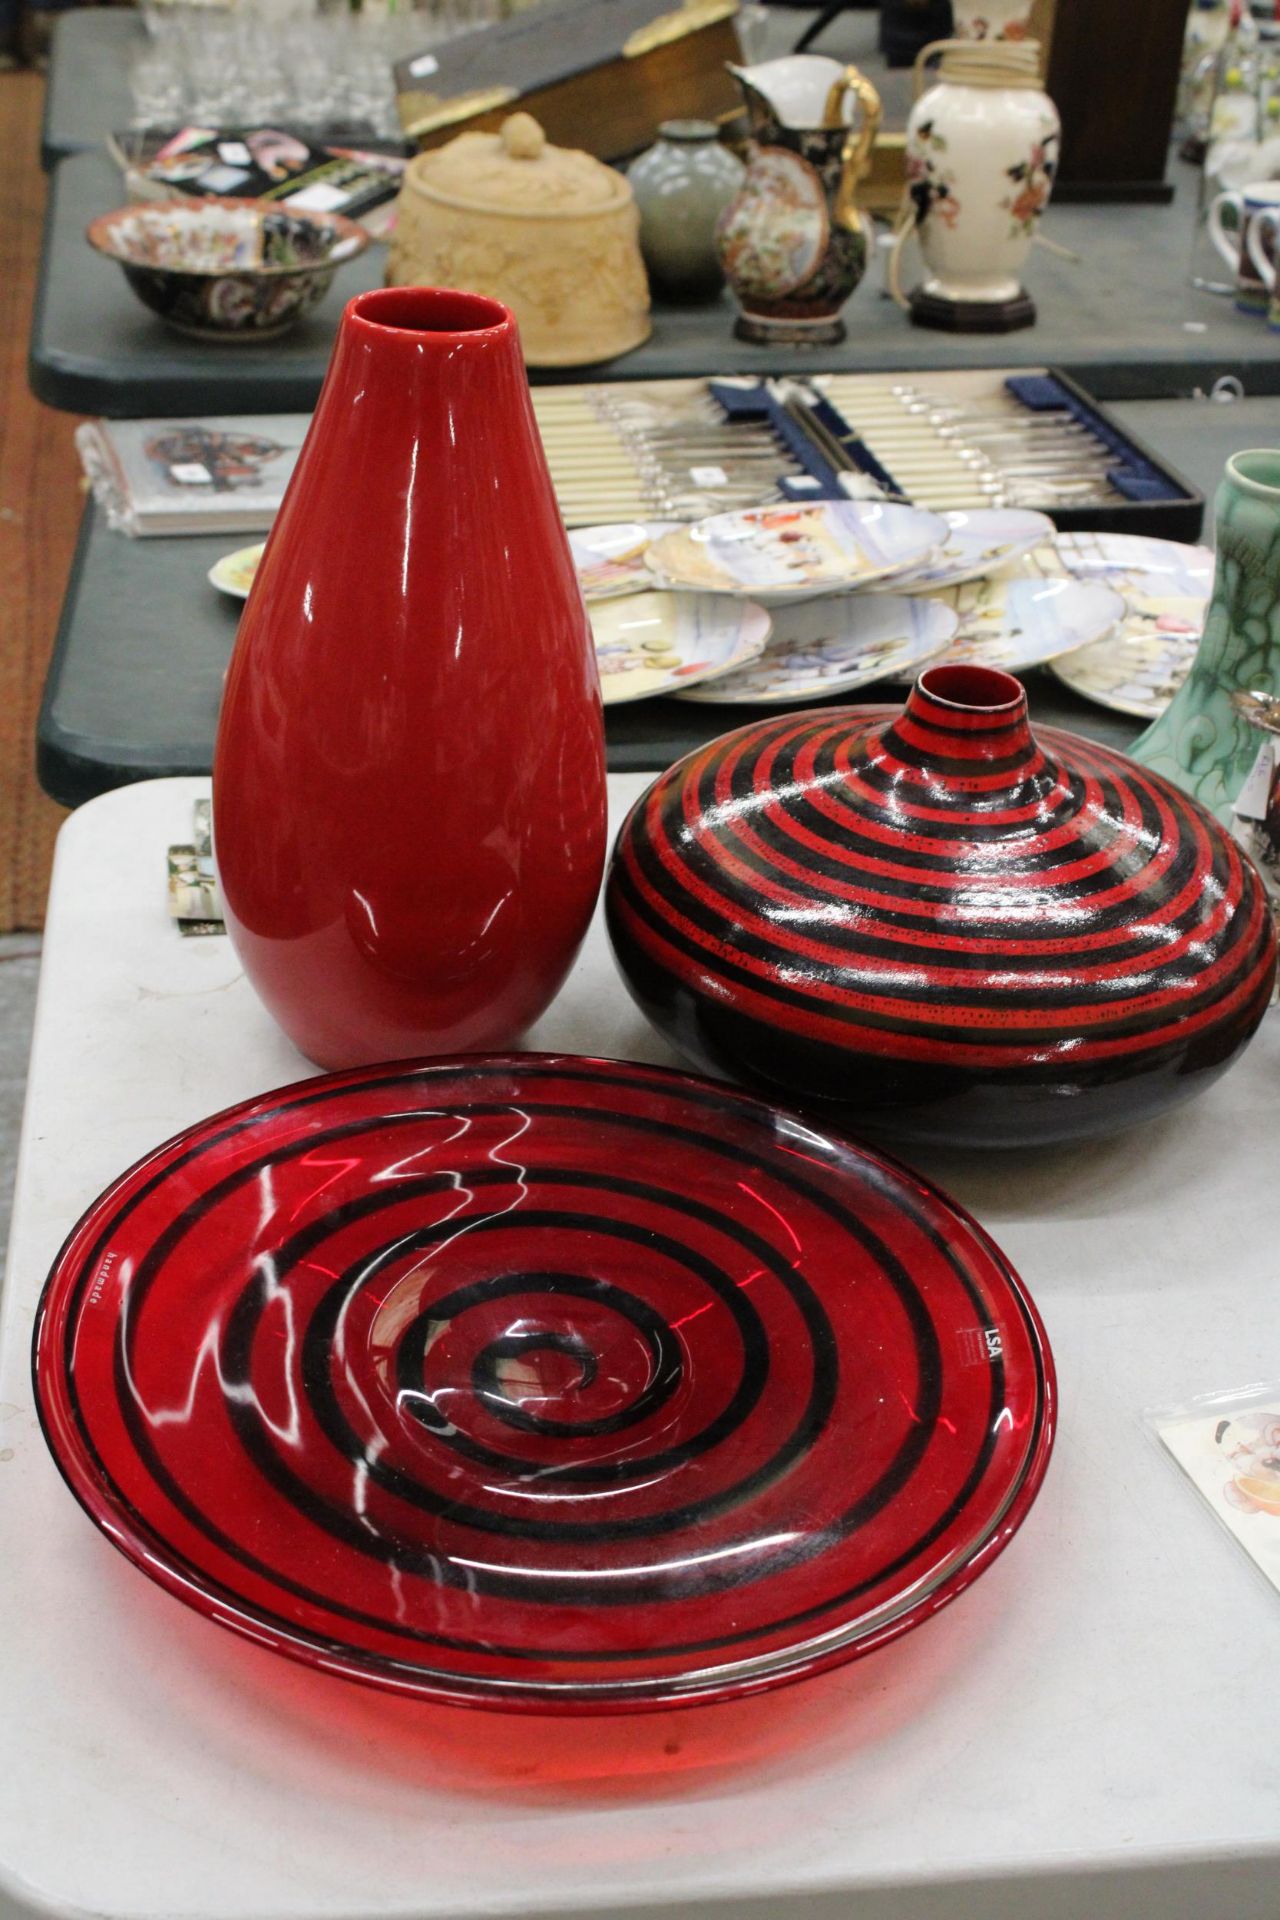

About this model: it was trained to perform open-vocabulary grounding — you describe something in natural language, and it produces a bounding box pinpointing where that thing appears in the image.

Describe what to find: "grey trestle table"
[31,143,1280,416]
[37,395,1280,808]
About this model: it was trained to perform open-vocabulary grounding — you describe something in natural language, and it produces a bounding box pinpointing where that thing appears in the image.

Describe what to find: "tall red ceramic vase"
[213,287,606,1069]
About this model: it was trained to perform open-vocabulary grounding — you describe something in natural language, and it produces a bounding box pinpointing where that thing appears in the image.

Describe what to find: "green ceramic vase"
[1130,449,1280,825]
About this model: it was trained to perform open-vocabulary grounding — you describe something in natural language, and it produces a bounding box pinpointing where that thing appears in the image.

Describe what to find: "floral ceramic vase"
[1131,449,1280,826]
[213,286,607,1070]
[606,663,1276,1149]
[952,0,1034,40]
[889,37,1059,331]
[628,121,745,300]
[715,55,882,346]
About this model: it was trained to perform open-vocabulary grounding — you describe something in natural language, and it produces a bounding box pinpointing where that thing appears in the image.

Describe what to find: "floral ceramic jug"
[889,37,1059,331]
[715,54,881,346]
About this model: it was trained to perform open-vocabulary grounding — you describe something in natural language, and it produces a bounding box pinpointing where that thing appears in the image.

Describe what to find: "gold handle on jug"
[830,66,882,233]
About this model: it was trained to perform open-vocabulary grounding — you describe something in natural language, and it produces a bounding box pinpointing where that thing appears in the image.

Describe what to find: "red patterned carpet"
[0,70,82,930]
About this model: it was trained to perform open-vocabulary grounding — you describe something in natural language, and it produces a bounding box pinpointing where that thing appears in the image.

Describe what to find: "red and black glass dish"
[607,665,1277,1149]
[33,1055,1054,1713]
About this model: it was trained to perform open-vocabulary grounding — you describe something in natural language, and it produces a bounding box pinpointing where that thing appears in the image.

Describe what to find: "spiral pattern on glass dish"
[606,672,1277,1146]
[34,1056,1053,1712]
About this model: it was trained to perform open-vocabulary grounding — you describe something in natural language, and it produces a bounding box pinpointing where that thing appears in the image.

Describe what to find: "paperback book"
[110,127,406,237]
[76,414,311,536]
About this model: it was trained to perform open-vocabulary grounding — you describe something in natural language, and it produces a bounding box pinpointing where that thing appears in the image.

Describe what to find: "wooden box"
[1045,0,1186,203]
[394,0,743,161]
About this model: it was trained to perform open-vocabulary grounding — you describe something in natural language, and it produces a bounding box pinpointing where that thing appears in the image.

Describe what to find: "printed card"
[1154,1387,1280,1597]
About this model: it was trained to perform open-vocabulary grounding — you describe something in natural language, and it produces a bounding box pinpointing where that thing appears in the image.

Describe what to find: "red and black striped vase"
[606,664,1277,1148]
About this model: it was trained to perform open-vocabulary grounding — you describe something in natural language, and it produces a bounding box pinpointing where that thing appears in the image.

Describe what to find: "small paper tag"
[170,462,212,486]
[837,473,885,500]
[198,164,251,194]
[958,1326,1004,1367]
[287,182,351,213]
[408,52,439,76]
[690,465,729,488]
[1235,739,1278,823]
[217,140,252,165]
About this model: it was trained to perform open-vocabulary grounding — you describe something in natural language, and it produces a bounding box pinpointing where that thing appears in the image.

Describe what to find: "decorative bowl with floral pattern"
[87,198,369,342]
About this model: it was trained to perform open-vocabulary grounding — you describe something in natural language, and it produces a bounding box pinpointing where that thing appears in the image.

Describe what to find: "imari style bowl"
[606,663,1277,1149]
[88,198,368,341]
[33,1054,1054,1712]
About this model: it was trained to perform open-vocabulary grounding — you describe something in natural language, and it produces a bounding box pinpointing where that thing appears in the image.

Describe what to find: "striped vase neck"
[878,664,1048,805]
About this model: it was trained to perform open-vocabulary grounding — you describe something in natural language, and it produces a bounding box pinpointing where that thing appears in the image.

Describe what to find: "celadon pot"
[1132,448,1280,826]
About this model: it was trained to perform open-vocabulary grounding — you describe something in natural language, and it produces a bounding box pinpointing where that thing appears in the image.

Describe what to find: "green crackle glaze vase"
[1131,449,1280,826]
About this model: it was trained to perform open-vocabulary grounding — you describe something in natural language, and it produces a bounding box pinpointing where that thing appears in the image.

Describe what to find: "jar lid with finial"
[405,110,634,216]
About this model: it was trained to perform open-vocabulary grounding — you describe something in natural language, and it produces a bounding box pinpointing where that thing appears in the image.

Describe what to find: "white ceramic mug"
[1208,180,1280,313]
[1247,207,1280,331]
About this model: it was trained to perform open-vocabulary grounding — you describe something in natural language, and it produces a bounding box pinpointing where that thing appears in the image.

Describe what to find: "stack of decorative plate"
[1045,533,1215,720]
[210,511,1213,713]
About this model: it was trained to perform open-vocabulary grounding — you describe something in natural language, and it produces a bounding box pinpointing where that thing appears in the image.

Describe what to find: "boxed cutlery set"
[506,368,1207,534]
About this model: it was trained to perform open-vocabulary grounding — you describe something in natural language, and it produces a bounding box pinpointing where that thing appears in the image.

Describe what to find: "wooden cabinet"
[1045,0,1189,201]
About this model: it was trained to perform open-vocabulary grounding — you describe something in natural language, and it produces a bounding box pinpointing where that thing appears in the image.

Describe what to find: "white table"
[2,776,1278,1920]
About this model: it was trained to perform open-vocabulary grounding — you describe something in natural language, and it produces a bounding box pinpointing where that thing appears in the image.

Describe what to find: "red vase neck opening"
[344,285,512,348]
